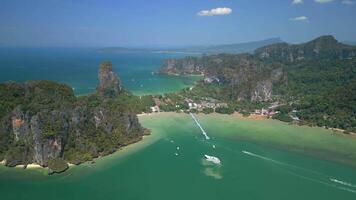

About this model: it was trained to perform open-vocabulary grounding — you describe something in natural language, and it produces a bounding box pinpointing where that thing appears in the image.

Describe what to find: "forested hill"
[159,35,356,132]
[0,61,150,174]
[255,35,356,62]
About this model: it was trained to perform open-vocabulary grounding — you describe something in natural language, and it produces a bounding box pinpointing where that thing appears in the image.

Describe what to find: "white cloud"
[292,0,303,4]
[342,0,355,5]
[314,0,334,3]
[197,7,232,17]
[290,16,309,22]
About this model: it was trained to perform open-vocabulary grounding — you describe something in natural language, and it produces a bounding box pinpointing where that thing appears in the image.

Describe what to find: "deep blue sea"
[0,47,200,95]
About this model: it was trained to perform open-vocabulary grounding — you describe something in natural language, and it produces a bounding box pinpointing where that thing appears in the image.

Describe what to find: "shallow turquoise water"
[1,49,356,200]
[0,47,200,95]
[1,113,356,200]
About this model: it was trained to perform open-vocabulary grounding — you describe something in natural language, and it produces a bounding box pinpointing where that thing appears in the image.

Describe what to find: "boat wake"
[242,150,286,166]
[242,150,356,195]
[330,178,356,188]
[190,113,209,140]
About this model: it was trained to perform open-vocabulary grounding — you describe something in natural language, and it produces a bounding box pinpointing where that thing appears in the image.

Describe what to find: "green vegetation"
[0,80,75,119]
[0,62,147,173]
[159,36,356,132]
[202,108,214,114]
[48,158,69,174]
[275,59,356,129]
[215,107,234,115]
[272,113,293,123]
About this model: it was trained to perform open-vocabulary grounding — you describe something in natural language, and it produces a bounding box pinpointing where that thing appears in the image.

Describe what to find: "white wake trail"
[242,150,356,195]
[330,178,356,188]
[190,113,209,140]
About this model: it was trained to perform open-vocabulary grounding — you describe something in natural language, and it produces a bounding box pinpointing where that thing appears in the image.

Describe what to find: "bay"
[0,47,200,96]
[1,113,356,200]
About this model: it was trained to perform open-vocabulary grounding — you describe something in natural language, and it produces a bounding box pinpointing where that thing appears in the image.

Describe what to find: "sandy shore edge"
[0,128,151,172]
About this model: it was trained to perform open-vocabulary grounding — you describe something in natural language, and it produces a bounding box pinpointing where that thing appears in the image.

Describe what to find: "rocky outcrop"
[11,106,30,142]
[251,80,272,101]
[97,61,122,97]
[160,57,202,75]
[0,61,145,174]
[160,53,287,101]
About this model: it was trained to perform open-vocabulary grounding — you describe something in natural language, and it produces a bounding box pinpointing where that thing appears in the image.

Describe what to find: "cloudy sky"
[0,0,355,47]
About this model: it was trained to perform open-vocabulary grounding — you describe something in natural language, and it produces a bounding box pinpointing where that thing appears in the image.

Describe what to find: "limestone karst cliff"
[0,61,147,174]
[160,53,287,101]
[97,61,122,97]
[159,36,355,102]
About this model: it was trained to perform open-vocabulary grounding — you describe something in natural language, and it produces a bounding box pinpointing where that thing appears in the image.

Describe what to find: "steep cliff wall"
[160,53,286,101]
[0,61,146,174]
[159,36,356,102]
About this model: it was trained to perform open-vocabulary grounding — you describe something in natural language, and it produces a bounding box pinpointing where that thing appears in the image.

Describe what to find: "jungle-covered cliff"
[0,61,149,174]
[159,35,356,131]
[160,53,287,102]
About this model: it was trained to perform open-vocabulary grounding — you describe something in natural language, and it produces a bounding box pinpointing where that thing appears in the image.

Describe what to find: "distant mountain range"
[97,38,284,55]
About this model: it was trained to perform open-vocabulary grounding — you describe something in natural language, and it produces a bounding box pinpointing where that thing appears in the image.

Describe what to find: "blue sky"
[0,0,355,47]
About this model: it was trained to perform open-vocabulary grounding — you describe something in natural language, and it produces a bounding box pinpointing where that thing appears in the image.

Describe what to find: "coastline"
[0,133,152,174]
[141,111,354,135]
[0,161,79,171]
[2,113,356,200]
[1,111,355,173]
[140,112,356,168]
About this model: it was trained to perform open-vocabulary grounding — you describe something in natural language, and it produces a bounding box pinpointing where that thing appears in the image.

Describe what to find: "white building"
[150,106,160,113]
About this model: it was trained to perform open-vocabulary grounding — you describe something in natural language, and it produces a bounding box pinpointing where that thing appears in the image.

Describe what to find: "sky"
[0,0,355,47]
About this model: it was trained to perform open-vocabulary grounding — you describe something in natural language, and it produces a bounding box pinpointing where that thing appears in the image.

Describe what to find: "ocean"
[0,49,356,200]
[1,113,356,200]
[0,47,200,96]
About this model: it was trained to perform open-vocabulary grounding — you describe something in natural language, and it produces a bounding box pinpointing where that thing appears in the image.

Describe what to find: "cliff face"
[159,36,356,102]
[97,61,122,97]
[0,61,145,173]
[160,57,203,75]
[160,53,286,101]
[255,35,356,62]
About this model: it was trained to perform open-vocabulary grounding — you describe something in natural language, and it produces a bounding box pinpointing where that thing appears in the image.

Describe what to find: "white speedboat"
[204,155,221,165]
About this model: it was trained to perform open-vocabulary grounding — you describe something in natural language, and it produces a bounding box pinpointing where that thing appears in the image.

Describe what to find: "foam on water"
[242,150,356,195]
[330,178,356,188]
[190,113,209,140]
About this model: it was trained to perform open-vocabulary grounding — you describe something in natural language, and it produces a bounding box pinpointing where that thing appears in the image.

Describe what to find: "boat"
[204,155,221,165]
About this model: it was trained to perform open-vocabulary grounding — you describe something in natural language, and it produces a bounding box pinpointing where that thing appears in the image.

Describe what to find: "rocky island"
[0,61,149,174]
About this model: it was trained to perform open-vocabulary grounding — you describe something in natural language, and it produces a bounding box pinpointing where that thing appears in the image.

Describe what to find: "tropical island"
[0,61,150,174]
[0,35,355,175]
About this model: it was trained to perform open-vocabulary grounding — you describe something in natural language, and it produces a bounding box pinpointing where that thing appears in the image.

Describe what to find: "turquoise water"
[1,49,356,200]
[0,47,200,95]
[1,113,356,200]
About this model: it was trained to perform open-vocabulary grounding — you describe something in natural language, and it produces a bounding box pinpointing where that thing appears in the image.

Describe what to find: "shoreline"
[1,111,354,173]
[141,111,354,135]
[140,112,356,168]
[0,133,151,173]
[0,161,77,170]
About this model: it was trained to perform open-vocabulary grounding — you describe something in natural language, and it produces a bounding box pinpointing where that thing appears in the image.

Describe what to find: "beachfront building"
[150,106,160,113]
